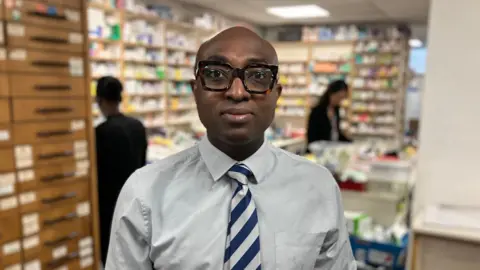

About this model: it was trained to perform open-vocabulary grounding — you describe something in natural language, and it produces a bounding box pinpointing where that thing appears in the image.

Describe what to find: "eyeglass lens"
[201,64,274,92]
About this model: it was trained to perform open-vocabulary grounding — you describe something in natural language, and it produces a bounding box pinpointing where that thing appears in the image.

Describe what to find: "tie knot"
[227,164,252,185]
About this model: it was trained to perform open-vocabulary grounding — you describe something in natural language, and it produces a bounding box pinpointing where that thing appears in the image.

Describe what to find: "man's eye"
[205,69,225,79]
[253,72,266,79]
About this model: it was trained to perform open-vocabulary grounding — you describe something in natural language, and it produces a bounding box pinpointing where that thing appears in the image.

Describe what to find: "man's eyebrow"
[245,58,270,65]
[205,55,229,62]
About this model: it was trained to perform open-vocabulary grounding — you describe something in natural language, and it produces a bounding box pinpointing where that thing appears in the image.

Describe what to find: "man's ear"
[190,79,196,92]
[275,84,282,97]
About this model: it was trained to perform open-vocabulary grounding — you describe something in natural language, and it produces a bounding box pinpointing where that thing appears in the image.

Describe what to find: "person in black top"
[307,79,352,145]
[95,76,148,265]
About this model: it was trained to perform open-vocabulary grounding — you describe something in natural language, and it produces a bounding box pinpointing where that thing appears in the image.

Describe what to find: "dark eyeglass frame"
[195,60,279,94]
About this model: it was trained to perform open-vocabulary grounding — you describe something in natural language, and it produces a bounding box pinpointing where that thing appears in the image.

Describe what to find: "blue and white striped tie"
[224,164,262,270]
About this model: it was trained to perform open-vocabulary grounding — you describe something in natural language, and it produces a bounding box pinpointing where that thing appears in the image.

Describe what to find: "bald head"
[195,26,278,70]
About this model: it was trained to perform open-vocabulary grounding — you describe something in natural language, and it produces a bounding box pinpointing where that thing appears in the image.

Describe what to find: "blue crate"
[349,235,408,270]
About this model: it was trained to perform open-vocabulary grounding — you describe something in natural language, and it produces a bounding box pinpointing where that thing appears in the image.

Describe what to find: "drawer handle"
[37,130,73,138]
[28,11,67,21]
[31,60,69,67]
[41,171,76,182]
[44,212,77,226]
[31,36,69,44]
[35,107,73,114]
[38,150,73,160]
[34,85,72,91]
[42,191,76,204]
[47,251,79,268]
[44,232,79,247]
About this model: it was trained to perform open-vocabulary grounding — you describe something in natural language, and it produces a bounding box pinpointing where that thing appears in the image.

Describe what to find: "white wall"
[414,0,480,214]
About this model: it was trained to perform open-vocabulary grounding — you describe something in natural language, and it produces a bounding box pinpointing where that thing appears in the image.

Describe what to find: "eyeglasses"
[195,60,279,94]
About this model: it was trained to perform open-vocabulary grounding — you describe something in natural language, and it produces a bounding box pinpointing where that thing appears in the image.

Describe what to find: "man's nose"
[225,78,250,101]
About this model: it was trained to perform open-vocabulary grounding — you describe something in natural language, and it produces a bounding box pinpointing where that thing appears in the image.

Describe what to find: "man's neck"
[207,134,264,161]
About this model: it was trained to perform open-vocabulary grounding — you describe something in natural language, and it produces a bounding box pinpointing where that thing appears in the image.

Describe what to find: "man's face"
[192,31,281,145]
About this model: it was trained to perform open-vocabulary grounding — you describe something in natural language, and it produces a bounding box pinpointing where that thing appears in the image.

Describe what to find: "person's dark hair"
[315,79,348,109]
[96,76,123,103]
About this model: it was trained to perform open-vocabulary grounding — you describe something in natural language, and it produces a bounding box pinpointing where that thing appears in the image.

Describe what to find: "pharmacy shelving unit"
[349,38,409,142]
[87,0,217,137]
[272,39,408,143]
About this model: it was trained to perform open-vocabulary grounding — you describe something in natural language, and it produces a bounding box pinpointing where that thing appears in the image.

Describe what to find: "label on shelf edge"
[7,23,25,37]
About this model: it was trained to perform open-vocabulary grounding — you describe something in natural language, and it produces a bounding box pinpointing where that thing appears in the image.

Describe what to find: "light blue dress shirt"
[105,137,356,269]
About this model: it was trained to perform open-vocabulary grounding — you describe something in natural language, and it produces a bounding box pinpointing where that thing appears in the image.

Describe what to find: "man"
[106,27,356,269]
[95,76,148,265]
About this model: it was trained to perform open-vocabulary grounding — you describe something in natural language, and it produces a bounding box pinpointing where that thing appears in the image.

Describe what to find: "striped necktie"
[224,164,262,270]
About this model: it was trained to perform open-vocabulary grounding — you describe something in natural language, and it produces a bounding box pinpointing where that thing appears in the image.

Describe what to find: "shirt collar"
[198,136,271,183]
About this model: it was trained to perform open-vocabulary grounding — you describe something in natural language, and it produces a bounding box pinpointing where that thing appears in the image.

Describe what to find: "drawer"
[18,160,90,192]
[25,0,83,9]
[5,1,83,31]
[6,23,84,53]
[13,119,87,145]
[12,99,86,122]
[0,98,11,123]
[0,213,21,245]
[7,49,84,76]
[18,181,89,213]
[10,74,86,98]
[14,141,89,169]
[0,74,8,97]
[0,148,15,172]
[0,239,22,268]
[0,125,12,148]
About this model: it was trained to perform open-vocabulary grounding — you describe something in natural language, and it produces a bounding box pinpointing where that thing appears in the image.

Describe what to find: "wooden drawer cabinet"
[5,1,83,31]
[12,99,86,122]
[18,181,89,213]
[0,125,12,148]
[7,49,84,76]
[6,23,84,53]
[0,148,15,172]
[0,213,21,245]
[18,161,89,192]
[0,48,7,72]
[0,171,16,199]
[0,98,11,123]
[0,74,8,97]
[13,119,87,145]
[9,75,86,98]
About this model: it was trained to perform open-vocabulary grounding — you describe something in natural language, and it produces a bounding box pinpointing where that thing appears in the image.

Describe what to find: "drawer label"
[80,246,93,257]
[69,57,84,76]
[52,245,68,259]
[15,145,33,169]
[75,160,90,177]
[70,120,86,131]
[9,49,26,61]
[0,172,15,186]
[19,191,37,205]
[80,256,93,268]
[69,32,83,44]
[17,169,35,183]
[79,236,93,249]
[24,260,41,270]
[76,201,90,217]
[5,264,21,270]
[23,235,40,250]
[7,23,25,37]
[55,266,69,270]
[0,184,14,196]
[65,9,80,22]
[22,212,40,236]
[2,240,20,255]
[0,196,18,211]
[0,129,10,141]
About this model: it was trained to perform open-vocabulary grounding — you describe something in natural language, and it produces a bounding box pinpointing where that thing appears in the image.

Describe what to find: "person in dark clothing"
[95,76,148,265]
[307,79,352,144]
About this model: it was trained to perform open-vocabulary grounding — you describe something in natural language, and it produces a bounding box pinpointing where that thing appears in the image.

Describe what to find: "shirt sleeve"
[314,182,357,270]
[105,171,153,270]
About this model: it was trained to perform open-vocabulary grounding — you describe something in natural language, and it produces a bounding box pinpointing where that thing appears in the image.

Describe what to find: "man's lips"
[221,108,253,123]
